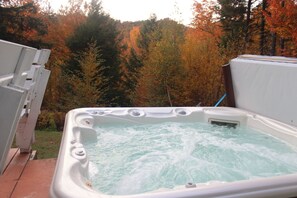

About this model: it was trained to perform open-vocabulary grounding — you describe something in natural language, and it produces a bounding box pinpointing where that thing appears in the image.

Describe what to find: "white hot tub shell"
[50,107,297,198]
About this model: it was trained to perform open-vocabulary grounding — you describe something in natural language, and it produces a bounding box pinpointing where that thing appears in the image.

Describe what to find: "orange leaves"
[192,0,222,39]
[43,1,86,47]
[134,20,185,107]
[265,1,296,36]
[40,6,86,110]
[181,1,225,106]
[0,1,47,46]
[129,26,141,55]
[43,13,86,62]
[180,28,225,106]
[265,0,297,44]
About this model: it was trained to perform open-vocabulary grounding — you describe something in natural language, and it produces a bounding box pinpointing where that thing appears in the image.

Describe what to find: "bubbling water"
[84,122,297,195]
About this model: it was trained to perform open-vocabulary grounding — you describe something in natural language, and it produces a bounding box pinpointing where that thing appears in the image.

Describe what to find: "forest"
[1,0,297,130]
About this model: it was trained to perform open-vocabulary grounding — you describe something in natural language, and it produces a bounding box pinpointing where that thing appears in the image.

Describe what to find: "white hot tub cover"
[230,55,297,127]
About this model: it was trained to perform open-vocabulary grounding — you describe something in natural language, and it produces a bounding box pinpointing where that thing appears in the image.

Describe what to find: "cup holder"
[128,109,145,117]
[175,108,190,116]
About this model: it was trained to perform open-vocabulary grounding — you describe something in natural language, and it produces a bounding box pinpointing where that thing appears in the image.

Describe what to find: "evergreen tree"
[66,0,124,106]
[61,42,108,111]
[121,48,142,106]
[218,0,247,51]
[124,15,159,106]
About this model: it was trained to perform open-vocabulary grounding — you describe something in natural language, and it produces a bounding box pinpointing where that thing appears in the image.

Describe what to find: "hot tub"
[50,107,297,198]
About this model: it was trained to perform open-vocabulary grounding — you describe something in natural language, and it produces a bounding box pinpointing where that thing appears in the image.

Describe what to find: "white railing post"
[16,50,51,153]
[0,40,51,174]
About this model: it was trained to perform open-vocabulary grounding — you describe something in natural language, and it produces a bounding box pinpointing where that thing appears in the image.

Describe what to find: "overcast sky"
[50,0,196,26]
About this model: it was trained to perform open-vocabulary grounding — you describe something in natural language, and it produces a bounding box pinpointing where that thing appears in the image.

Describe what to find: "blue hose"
[214,93,227,107]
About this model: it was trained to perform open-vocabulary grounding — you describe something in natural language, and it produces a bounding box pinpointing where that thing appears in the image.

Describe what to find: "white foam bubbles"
[85,122,297,195]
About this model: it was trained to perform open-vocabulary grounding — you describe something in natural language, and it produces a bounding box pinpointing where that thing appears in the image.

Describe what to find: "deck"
[0,148,56,198]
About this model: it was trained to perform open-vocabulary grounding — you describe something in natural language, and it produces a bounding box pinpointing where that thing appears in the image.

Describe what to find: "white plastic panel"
[230,55,297,127]
[0,40,51,172]
[12,48,37,86]
[0,86,27,174]
[0,39,23,76]
[16,68,51,152]
[33,49,51,65]
[0,39,37,86]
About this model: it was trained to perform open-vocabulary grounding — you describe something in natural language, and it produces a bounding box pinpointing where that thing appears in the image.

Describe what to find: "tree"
[187,1,226,106]
[265,0,297,56]
[137,14,158,61]
[245,0,253,45]
[61,42,108,111]
[135,19,185,106]
[123,15,160,106]
[259,0,267,55]
[181,28,225,106]
[218,0,247,51]
[129,26,141,54]
[67,0,124,106]
[121,48,142,106]
[0,1,47,47]
[41,4,86,111]
[192,0,222,44]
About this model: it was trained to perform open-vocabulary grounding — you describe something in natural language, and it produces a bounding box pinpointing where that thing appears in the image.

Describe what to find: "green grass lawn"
[32,131,63,159]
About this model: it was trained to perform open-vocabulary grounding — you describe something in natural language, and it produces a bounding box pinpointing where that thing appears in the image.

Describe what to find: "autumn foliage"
[1,0,297,129]
[265,0,297,55]
[192,0,222,41]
